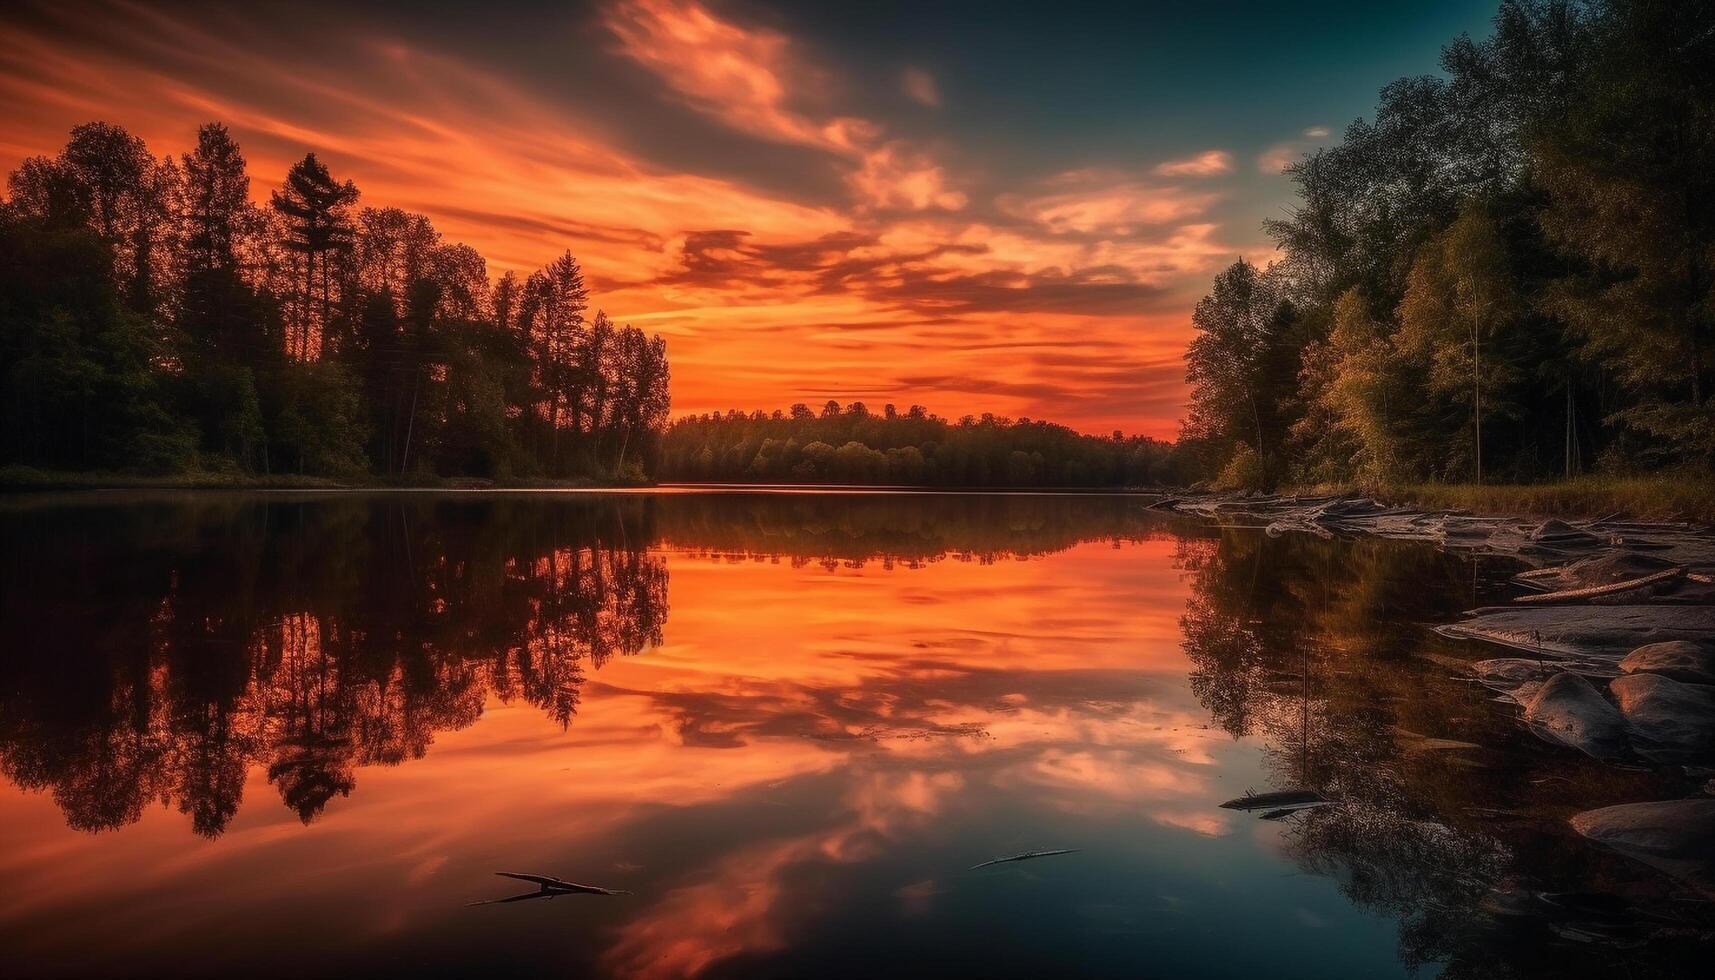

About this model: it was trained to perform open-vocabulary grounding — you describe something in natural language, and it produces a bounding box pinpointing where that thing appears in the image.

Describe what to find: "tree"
[3,120,671,483]
[9,122,177,314]
[521,251,589,472]
[1311,288,1409,482]
[1184,259,1295,481]
[180,123,250,276]
[1534,0,1715,466]
[1396,206,1522,482]
[270,153,358,359]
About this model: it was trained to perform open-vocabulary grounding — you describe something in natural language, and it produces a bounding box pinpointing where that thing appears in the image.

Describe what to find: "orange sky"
[0,0,1307,438]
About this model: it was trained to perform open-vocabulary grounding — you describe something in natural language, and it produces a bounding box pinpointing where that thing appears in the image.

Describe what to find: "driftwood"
[1512,567,1686,604]
[1219,789,1329,811]
[467,871,630,905]
[968,849,1080,871]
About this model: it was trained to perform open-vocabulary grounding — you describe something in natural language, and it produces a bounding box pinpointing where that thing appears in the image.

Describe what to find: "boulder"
[1620,640,1715,685]
[1521,672,1630,760]
[1570,799,1715,896]
[1610,673,1715,762]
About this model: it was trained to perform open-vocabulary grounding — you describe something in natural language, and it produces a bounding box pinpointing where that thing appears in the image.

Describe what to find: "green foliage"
[1184,0,1715,486]
[1,121,672,482]
[1212,442,1265,493]
[662,404,1177,487]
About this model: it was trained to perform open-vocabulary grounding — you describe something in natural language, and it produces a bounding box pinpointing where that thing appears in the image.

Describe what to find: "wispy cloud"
[603,1,965,214]
[901,67,940,108]
[1000,168,1222,235]
[1258,125,1332,173]
[603,0,872,153]
[1152,149,1231,177]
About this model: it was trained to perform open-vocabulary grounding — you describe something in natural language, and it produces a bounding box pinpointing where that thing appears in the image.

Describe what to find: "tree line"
[660,401,1185,487]
[1,122,670,480]
[1182,0,1713,490]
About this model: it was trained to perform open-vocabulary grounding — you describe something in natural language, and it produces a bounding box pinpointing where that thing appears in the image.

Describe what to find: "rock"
[1436,605,1715,662]
[1522,672,1630,760]
[1610,673,1715,761]
[1570,799,1715,896]
[1530,519,1603,547]
[1620,640,1715,685]
[1472,658,1558,700]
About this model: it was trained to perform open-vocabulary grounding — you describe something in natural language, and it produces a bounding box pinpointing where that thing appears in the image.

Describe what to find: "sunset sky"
[0,0,1497,437]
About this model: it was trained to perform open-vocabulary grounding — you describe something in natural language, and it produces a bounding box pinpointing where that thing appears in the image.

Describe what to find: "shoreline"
[5,467,1712,524]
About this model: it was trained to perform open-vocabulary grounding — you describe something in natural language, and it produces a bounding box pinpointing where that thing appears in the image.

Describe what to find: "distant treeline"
[1,122,669,480]
[1182,0,1714,490]
[660,402,1183,487]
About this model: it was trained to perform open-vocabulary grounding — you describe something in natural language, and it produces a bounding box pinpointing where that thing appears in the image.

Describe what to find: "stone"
[1471,658,1558,701]
[1619,640,1715,685]
[1436,605,1715,662]
[1521,672,1630,761]
[1610,672,1715,762]
[1570,799,1715,896]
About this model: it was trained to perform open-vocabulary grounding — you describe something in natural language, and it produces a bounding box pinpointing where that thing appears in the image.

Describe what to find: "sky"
[0,0,1500,438]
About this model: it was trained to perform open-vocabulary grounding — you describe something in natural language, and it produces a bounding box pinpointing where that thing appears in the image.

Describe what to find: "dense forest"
[0,122,670,481]
[1182,0,1713,490]
[659,402,1180,487]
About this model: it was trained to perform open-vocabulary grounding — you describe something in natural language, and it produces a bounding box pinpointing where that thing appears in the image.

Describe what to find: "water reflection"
[1,492,1709,977]
[1,495,667,835]
[1177,527,1710,976]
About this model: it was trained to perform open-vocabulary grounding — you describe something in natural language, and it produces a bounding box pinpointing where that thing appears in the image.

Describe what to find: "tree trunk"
[1473,323,1483,485]
[400,368,421,476]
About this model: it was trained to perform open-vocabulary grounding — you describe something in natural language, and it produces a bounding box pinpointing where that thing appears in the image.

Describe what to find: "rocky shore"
[1155,492,1715,896]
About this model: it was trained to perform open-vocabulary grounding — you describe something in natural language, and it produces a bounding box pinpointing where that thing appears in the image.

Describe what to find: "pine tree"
[270,154,358,360]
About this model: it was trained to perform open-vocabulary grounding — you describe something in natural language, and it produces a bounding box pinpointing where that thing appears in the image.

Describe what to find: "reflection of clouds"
[586,540,1229,977]
[1,522,1228,976]
[894,878,942,916]
[602,768,962,980]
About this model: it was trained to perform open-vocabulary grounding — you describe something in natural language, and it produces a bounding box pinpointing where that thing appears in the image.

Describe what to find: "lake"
[0,491,1706,978]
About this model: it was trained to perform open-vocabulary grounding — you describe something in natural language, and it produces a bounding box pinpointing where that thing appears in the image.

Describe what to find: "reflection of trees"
[0,496,667,835]
[657,492,1177,566]
[0,491,1171,838]
[1176,527,1711,975]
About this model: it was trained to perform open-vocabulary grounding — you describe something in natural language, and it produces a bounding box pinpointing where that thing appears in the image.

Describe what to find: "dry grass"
[1377,476,1715,524]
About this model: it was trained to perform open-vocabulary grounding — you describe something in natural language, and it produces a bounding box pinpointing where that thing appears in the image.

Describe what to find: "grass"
[1341,476,1715,524]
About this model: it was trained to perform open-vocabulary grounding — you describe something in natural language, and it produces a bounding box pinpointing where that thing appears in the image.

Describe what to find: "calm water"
[0,491,1707,978]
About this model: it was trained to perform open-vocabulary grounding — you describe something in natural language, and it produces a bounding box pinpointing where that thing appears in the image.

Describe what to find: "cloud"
[604,0,967,216]
[849,142,966,211]
[1259,126,1333,172]
[603,0,871,153]
[999,168,1221,236]
[0,0,1236,438]
[901,67,940,108]
[1152,150,1231,177]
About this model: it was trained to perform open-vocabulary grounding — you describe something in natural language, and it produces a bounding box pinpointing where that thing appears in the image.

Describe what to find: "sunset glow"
[0,0,1497,436]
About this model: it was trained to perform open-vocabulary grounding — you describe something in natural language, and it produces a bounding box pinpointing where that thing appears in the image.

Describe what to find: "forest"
[658,403,1179,487]
[1181,0,1714,491]
[0,122,670,482]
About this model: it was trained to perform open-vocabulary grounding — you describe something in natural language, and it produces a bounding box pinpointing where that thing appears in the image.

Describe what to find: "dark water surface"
[1,491,1707,978]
